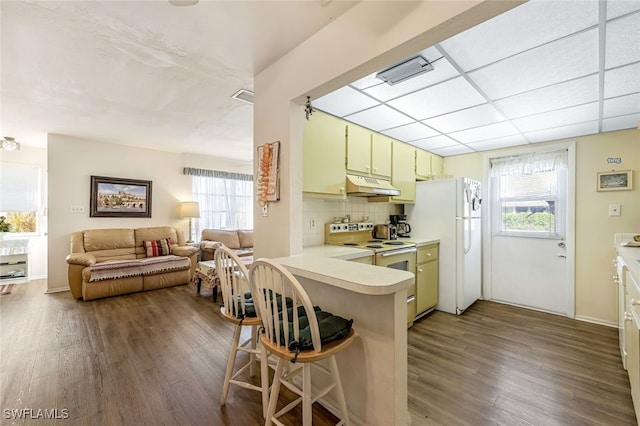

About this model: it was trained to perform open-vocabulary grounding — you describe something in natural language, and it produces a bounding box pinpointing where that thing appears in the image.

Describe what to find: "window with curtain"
[0,162,41,233]
[184,168,253,239]
[490,149,568,238]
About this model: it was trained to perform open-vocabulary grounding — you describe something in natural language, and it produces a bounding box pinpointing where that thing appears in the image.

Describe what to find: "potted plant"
[0,216,11,238]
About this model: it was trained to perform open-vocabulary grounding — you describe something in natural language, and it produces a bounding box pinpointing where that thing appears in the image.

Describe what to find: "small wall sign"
[607,157,622,164]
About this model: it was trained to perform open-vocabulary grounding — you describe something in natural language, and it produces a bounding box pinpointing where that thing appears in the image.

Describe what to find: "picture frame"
[597,170,633,192]
[256,141,280,206]
[90,176,152,217]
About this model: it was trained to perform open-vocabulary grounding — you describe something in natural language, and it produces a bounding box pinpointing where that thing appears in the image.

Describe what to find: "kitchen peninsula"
[274,251,414,426]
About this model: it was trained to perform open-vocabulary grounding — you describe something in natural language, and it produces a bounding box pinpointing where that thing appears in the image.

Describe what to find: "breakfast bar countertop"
[274,254,414,296]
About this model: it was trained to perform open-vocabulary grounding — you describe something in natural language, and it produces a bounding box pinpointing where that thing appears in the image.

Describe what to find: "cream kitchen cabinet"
[416,243,438,317]
[346,124,391,178]
[415,148,444,181]
[302,111,347,198]
[390,140,416,203]
[625,269,640,420]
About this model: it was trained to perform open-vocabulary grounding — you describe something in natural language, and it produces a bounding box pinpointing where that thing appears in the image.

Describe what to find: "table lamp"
[180,201,200,243]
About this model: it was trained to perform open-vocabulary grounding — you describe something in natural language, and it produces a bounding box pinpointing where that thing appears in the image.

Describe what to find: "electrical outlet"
[70,205,85,213]
[609,204,621,217]
[310,218,316,231]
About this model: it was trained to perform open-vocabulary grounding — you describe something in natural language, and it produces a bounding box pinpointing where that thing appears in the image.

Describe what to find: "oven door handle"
[380,247,417,257]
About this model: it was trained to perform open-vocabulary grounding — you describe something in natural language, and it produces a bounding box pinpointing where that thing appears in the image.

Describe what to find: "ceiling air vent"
[376,55,434,86]
[231,89,254,104]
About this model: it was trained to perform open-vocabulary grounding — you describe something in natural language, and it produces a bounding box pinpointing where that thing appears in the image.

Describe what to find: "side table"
[191,260,219,302]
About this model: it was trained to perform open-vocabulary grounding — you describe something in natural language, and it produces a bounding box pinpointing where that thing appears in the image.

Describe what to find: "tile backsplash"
[302,197,402,246]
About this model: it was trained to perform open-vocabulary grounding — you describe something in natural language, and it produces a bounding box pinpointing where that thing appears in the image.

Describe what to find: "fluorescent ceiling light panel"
[512,102,599,133]
[466,134,528,151]
[430,144,474,157]
[410,135,459,150]
[376,55,434,86]
[422,103,505,134]
[607,0,640,19]
[440,0,598,71]
[388,77,486,120]
[602,113,640,132]
[344,104,413,132]
[381,122,440,142]
[448,121,520,144]
[524,121,598,143]
[603,93,640,118]
[468,29,598,100]
[604,62,640,98]
[313,86,379,117]
[365,59,458,102]
[495,74,598,119]
[605,13,640,68]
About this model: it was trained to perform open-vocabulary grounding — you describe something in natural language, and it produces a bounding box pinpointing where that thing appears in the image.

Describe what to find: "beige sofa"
[199,229,253,261]
[66,226,199,301]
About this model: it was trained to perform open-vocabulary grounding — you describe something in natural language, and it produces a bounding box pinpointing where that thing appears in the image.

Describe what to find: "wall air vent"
[376,55,434,86]
[231,89,254,104]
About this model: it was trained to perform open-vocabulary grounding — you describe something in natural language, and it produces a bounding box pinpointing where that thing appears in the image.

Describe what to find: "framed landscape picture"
[90,176,152,217]
[597,170,633,192]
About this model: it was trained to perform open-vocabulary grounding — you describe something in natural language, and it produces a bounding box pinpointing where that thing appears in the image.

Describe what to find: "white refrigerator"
[406,177,482,315]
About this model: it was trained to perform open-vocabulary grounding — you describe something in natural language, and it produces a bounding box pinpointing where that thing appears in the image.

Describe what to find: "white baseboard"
[574,315,617,328]
[45,286,70,294]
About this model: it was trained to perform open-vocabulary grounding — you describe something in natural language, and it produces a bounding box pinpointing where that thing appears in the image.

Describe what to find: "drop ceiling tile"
[410,135,458,151]
[468,29,598,99]
[422,103,505,133]
[449,121,519,144]
[607,0,640,19]
[524,121,599,143]
[466,135,528,151]
[605,13,640,68]
[439,0,598,71]
[363,59,459,102]
[388,77,486,120]
[604,93,640,118]
[602,113,640,132]
[495,74,599,119]
[344,104,413,132]
[604,62,640,98]
[313,86,379,117]
[381,122,440,142]
[512,102,599,133]
[350,73,384,90]
[429,144,475,157]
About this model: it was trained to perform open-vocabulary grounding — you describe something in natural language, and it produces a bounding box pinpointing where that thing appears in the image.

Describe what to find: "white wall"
[0,144,48,279]
[47,134,251,293]
[444,128,640,325]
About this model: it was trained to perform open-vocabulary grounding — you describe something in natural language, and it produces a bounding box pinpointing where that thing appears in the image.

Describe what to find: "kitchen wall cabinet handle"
[631,299,640,306]
[417,268,423,273]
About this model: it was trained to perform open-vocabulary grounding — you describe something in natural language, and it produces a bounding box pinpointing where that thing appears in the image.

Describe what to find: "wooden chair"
[249,258,356,426]
[215,247,269,418]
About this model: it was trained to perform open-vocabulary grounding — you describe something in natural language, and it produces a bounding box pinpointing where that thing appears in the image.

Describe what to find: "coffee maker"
[389,214,412,238]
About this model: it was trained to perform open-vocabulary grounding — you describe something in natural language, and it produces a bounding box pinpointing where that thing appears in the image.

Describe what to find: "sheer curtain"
[490,149,568,177]
[184,168,253,239]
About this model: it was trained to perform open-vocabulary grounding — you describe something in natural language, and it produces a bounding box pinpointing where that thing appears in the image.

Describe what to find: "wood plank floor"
[0,280,635,425]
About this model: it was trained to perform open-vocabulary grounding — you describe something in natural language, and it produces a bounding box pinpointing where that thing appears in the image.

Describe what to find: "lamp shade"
[180,201,200,218]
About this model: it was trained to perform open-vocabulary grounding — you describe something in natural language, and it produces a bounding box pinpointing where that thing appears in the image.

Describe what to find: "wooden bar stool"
[215,247,270,418]
[249,258,356,426]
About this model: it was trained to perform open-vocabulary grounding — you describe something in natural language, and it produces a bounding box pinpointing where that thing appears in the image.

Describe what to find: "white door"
[485,144,575,317]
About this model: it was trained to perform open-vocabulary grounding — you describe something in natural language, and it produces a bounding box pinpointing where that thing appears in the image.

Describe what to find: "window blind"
[0,163,41,212]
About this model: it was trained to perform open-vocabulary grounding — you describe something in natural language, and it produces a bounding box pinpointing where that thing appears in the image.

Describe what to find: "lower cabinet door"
[416,260,438,315]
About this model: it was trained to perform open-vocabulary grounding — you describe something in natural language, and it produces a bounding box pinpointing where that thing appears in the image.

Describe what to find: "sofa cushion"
[238,230,253,248]
[144,239,172,257]
[201,229,240,249]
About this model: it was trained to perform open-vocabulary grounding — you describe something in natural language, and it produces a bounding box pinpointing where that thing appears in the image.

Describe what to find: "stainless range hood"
[345,174,400,197]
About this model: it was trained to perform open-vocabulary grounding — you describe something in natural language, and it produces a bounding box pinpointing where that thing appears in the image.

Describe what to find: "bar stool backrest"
[214,246,253,319]
[249,258,322,352]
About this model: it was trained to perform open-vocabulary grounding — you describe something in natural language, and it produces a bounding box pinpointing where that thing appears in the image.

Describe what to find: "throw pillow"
[144,239,172,257]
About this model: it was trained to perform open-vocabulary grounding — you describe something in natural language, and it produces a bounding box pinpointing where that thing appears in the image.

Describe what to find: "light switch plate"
[609,204,621,216]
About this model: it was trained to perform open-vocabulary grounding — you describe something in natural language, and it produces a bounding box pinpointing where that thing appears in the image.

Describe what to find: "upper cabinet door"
[415,148,432,180]
[346,123,372,175]
[302,111,347,197]
[371,133,392,178]
[431,154,444,177]
[391,141,416,203]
